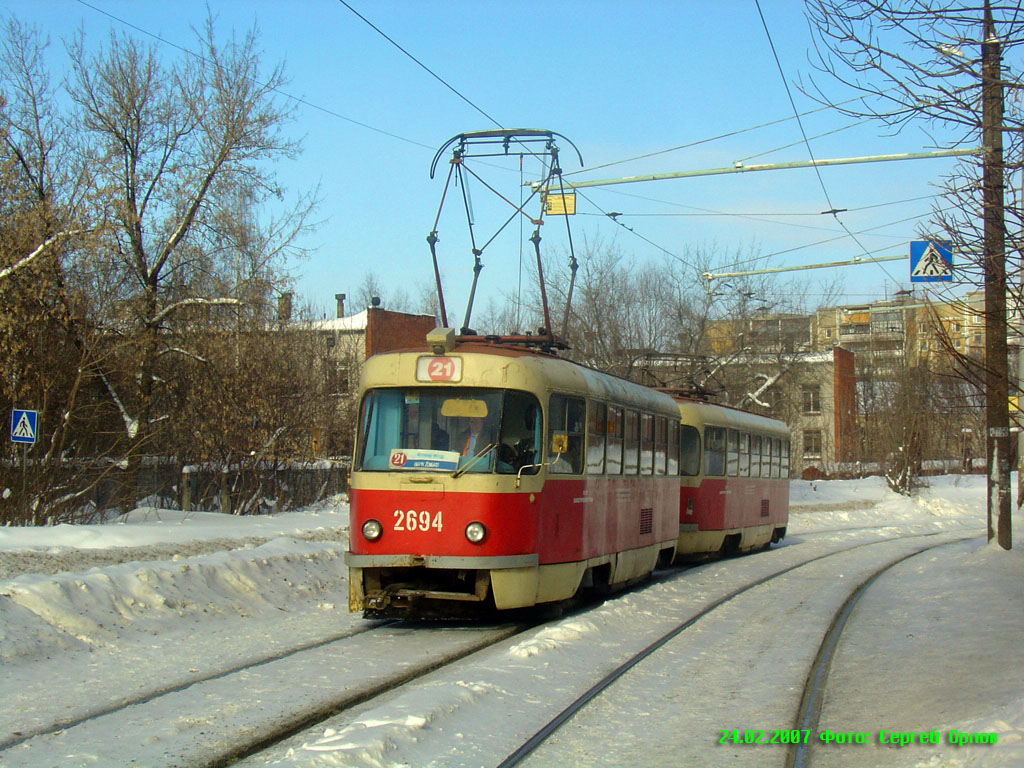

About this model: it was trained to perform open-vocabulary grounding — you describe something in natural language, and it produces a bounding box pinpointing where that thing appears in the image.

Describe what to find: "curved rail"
[496,530,978,767]
[785,535,980,768]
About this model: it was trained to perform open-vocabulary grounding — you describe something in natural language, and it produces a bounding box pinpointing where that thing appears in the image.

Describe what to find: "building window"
[801,386,821,414]
[871,311,903,333]
[824,328,833,339]
[803,430,822,458]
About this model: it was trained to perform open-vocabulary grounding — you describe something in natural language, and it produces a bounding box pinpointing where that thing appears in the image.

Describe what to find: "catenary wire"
[564,93,878,178]
[73,0,436,151]
[336,0,504,130]
[75,0,938,300]
[753,0,904,288]
[735,117,876,164]
[713,210,954,273]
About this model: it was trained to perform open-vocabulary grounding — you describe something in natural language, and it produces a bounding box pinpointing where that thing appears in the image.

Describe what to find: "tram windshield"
[357,387,542,475]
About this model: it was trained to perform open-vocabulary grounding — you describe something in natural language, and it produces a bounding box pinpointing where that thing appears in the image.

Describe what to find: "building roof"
[293,309,369,332]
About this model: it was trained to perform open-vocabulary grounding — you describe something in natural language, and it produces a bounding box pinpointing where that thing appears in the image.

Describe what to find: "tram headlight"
[465,521,487,544]
[362,519,383,541]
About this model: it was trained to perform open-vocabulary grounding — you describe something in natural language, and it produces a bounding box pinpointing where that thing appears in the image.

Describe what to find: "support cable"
[337,0,504,129]
[754,0,903,286]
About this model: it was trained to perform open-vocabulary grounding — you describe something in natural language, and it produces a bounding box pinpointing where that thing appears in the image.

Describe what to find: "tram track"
[496,528,982,767]
[784,535,979,768]
[1,525,985,767]
[0,621,390,752]
[226,525,984,767]
[0,619,531,768]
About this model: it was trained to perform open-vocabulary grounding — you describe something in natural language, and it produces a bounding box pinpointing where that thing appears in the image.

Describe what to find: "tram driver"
[457,416,496,456]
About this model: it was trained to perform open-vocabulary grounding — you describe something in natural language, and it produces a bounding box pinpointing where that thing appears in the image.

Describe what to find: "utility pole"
[982,1,1012,549]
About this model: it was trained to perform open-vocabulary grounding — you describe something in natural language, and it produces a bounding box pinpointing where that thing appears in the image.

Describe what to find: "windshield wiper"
[452,442,498,478]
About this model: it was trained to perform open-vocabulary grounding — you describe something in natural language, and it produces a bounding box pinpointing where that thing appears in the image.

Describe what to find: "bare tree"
[0,19,122,523]
[805,0,1023,544]
[64,15,316,507]
[354,272,412,313]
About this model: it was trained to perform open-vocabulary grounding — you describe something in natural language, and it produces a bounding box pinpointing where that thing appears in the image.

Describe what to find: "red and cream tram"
[345,330,682,618]
[670,397,790,558]
[345,330,791,618]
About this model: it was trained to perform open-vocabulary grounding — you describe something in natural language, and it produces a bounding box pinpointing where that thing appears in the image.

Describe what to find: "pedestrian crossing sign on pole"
[909,240,953,282]
[10,409,38,444]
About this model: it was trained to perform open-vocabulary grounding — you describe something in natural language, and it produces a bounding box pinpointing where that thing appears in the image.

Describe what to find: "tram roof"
[361,343,680,414]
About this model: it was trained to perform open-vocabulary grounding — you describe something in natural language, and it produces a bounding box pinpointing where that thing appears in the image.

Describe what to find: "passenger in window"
[431,421,450,451]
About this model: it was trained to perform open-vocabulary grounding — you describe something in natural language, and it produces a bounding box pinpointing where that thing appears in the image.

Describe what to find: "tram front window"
[357,388,541,475]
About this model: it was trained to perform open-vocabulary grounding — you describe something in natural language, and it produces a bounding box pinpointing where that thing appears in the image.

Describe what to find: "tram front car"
[346,332,556,618]
[345,329,678,619]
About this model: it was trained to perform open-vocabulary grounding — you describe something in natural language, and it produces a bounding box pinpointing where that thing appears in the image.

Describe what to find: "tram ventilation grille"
[639,507,653,535]
[760,499,770,517]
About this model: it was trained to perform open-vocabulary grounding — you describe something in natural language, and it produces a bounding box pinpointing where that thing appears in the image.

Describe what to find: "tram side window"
[762,436,773,478]
[667,421,680,475]
[587,401,607,475]
[704,426,726,476]
[751,434,762,478]
[726,429,739,477]
[625,410,640,474]
[738,432,750,477]
[771,437,781,478]
[549,394,585,474]
[654,416,667,475]
[681,425,701,476]
[640,413,654,475]
[781,439,790,478]
[606,405,624,474]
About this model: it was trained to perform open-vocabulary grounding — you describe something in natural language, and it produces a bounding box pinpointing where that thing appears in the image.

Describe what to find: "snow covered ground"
[0,475,1021,767]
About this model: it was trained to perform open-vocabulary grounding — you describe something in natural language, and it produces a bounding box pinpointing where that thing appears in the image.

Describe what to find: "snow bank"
[790,474,891,508]
[0,501,350,663]
[0,538,347,662]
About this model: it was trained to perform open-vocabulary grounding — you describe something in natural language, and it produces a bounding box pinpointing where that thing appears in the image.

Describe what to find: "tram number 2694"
[393,509,443,532]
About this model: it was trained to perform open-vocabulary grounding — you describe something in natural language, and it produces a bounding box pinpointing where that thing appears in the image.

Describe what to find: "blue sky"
[4,0,981,321]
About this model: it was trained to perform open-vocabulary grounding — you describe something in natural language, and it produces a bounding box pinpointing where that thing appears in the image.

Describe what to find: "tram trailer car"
[345,331,682,618]
[671,397,790,559]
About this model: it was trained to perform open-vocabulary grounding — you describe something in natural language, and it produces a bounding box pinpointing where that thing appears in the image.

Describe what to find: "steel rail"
[497,529,980,767]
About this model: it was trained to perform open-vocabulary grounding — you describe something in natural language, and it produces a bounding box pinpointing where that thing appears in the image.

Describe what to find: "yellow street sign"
[545,193,576,215]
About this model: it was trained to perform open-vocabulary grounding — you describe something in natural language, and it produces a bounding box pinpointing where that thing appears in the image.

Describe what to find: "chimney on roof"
[277,291,293,324]
[335,293,346,318]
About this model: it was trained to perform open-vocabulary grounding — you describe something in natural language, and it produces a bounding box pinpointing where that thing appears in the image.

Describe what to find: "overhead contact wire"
[753,0,905,286]
[75,0,434,150]
[337,0,504,129]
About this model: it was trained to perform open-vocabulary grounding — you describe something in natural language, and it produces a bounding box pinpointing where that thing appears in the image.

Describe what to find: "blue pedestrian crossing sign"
[10,409,38,444]
[909,240,953,282]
